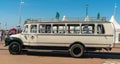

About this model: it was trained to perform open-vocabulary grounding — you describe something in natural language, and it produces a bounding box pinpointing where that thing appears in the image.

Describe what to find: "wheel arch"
[9,37,23,46]
[69,41,85,49]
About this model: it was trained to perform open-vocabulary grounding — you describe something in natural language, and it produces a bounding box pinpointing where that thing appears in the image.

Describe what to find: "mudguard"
[5,37,23,46]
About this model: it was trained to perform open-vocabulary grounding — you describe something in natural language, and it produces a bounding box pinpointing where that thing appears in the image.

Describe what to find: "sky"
[0,0,120,29]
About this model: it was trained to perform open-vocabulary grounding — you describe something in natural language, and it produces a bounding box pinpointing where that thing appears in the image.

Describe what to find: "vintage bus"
[5,18,115,58]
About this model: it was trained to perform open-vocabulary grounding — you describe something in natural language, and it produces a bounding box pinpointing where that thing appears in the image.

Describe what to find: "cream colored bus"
[5,19,115,57]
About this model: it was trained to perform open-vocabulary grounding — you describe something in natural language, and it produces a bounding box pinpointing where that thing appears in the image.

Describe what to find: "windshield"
[22,25,28,33]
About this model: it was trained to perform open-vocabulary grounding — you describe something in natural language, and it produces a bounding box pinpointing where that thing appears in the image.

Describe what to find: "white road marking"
[103,61,120,64]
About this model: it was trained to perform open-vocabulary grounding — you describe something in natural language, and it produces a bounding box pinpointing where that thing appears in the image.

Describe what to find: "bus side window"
[53,26,57,33]
[39,24,46,33]
[58,25,65,33]
[39,24,51,33]
[30,25,37,33]
[53,24,65,34]
[46,25,51,33]
[97,24,105,34]
[67,24,80,34]
[23,25,28,33]
[119,33,120,41]
[81,24,95,34]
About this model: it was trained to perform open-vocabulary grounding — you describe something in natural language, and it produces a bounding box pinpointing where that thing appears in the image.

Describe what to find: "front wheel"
[69,44,84,58]
[9,42,22,55]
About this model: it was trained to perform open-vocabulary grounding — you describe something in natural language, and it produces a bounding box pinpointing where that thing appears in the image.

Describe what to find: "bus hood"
[10,34,21,38]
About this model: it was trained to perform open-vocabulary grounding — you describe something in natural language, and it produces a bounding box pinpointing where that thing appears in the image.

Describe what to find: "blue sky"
[0,0,120,29]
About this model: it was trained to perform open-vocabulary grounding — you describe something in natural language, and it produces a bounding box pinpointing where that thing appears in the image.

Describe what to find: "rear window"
[97,24,105,34]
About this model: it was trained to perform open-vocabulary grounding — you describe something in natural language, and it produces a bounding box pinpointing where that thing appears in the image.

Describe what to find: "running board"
[22,49,68,52]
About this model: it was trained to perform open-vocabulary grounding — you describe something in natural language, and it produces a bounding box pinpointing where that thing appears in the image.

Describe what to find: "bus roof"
[24,18,110,24]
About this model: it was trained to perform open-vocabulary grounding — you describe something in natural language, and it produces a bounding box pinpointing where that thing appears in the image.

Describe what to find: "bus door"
[29,25,38,45]
[21,25,30,45]
[97,24,111,44]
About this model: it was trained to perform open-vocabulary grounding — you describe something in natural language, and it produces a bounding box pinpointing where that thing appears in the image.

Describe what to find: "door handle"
[31,36,34,39]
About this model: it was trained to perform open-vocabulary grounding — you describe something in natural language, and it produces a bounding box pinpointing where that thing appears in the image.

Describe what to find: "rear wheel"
[69,44,84,58]
[9,42,22,55]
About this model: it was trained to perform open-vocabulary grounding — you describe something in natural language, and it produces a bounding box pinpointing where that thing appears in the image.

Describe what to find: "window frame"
[38,24,52,33]
[22,25,29,34]
[52,24,66,34]
[67,24,80,34]
[30,24,38,33]
[97,24,105,34]
[81,24,95,34]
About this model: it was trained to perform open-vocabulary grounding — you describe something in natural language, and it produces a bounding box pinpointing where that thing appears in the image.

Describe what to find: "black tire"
[9,42,22,55]
[69,44,84,58]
